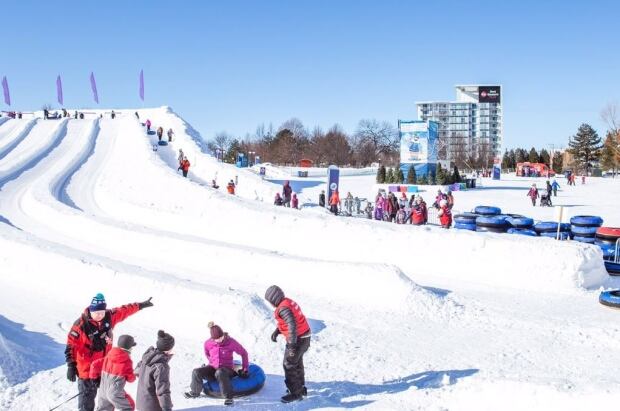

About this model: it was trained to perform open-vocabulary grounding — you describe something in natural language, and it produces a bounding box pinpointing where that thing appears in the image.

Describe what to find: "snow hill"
[0,107,619,410]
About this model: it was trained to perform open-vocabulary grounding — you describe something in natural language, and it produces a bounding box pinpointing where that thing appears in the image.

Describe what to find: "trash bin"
[471,178,476,188]
[465,179,473,189]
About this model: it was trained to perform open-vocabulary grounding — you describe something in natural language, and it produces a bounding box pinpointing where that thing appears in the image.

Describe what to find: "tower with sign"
[398,120,439,181]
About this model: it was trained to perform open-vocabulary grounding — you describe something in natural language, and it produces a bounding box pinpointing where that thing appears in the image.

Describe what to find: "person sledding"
[135,330,175,411]
[65,293,153,411]
[265,285,311,403]
[89,335,137,411]
[184,322,250,406]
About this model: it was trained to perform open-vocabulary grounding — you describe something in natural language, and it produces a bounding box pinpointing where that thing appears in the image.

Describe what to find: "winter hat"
[208,321,224,339]
[117,335,136,351]
[89,293,107,312]
[439,199,448,207]
[265,285,285,306]
[156,330,175,352]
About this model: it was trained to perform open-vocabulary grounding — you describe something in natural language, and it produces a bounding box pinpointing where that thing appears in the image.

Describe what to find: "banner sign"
[327,165,340,206]
[2,76,10,106]
[139,69,144,101]
[57,75,63,105]
[90,72,99,104]
[399,120,438,164]
[478,86,501,103]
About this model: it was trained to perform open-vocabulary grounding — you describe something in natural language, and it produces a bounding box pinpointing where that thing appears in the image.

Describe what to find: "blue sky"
[2,0,619,149]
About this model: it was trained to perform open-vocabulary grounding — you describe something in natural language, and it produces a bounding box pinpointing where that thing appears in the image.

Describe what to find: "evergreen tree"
[452,165,462,183]
[501,150,511,170]
[600,132,620,175]
[568,123,602,173]
[552,151,563,173]
[508,149,516,170]
[418,174,428,185]
[515,148,527,163]
[406,165,417,184]
[429,171,436,185]
[386,167,394,184]
[396,168,405,184]
[528,147,539,163]
[376,165,386,183]
[436,166,448,185]
[539,149,550,166]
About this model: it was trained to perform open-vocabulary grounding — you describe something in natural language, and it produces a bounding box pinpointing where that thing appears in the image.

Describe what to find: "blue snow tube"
[454,213,479,225]
[507,228,538,236]
[597,242,616,260]
[476,225,507,233]
[474,206,501,216]
[476,214,509,227]
[572,235,596,244]
[534,222,570,233]
[157,140,168,146]
[506,216,534,228]
[605,261,620,276]
[539,231,570,240]
[599,290,620,307]
[570,225,598,237]
[570,215,603,227]
[203,364,266,398]
[454,222,476,231]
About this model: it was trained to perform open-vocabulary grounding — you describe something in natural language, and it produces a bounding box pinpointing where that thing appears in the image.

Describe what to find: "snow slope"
[0,108,619,411]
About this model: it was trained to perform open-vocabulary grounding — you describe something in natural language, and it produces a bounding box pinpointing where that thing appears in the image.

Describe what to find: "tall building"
[416,85,502,167]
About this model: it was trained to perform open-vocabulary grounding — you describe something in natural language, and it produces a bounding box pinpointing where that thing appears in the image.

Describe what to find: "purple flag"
[57,75,64,105]
[90,72,99,104]
[139,69,144,101]
[2,76,10,106]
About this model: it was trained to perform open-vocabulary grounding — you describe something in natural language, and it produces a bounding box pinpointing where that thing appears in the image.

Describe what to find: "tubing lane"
[0,119,38,161]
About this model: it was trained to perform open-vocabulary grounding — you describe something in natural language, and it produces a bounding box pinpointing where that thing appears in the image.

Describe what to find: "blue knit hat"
[89,293,107,312]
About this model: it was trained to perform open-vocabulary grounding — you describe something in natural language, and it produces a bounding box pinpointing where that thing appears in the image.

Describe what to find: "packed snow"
[0,107,619,410]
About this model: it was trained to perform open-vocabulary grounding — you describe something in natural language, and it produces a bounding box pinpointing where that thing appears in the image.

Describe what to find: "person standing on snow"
[167,128,174,142]
[227,180,236,195]
[329,190,340,215]
[292,193,299,209]
[90,335,137,411]
[438,199,452,229]
[551,179,560,197]
[135,330,175,411]
[265,285,311,403]
[178,156,191,178]
[546,180,553,198]
[157,126,164,142]
[318,190,325,208]
[527,184,539,206]
[410,197,425,225]
[65,293,153,411]
[282,181,292,207]
[111,110,116,120]
[184,322,250,406]
[274,192,284,206]
[145,119,152,132]
[177,149,184,167]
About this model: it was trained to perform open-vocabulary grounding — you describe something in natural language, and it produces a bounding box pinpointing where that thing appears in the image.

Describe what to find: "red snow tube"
[596,227,620,243]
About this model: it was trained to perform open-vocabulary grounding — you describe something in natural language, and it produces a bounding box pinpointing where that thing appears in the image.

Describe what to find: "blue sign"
[327,165,340,204]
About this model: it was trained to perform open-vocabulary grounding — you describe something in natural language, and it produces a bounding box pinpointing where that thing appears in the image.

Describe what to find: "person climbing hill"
[91,335,137,411]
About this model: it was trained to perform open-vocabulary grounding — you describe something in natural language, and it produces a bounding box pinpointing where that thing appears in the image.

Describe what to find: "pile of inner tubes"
[474,206,501,216]
[453,213,478,231]
[203,363,266,398]
[599,290,620,309]
[570,215,603,244]
[476,214,510,233]
[533,222,571,240]
[596,227,620,245]
[595,227,620,275]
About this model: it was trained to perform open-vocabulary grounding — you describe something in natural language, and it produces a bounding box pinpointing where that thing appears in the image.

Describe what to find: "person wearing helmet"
[264,285,311,403]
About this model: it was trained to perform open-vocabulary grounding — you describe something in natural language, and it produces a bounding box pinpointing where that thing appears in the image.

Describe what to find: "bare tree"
[354,119,399,159]
[601,102,619,134]
[207,132,232,159]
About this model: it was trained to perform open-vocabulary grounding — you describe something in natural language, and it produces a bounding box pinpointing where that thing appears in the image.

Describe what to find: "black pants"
[553,188,557,196]
[182,170,188,177]
[330,205,338,215]
[283,336,311,396]
[191,365,235,399]
[78,378,97,411]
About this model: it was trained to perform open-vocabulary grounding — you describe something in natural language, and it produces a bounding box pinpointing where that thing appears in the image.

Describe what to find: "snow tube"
[203,364,266,398]
[476,225,507,233]
[507,228,537,236]
[596,227,620,242]
[453,213,479,224]
[534,222,570,233]
[506,216,534,228]
[605,261,620,276]
[572,235,596,244]
[599,290,620,308]
[570,215,603,227]
[539,231,570,240]
[476,215,509,227]
[597,242,616,259]
[157,140,168,146]
[474,206,501,216]
[147,130,156,135]
[570,225,598,237]
[454,222,476,231]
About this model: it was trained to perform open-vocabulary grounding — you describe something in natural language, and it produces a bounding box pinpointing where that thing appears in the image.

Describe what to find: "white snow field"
[0,107,619,411]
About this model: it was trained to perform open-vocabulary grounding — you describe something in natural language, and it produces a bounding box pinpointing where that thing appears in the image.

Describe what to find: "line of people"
[274,181,299,208]
[65,285,311,410]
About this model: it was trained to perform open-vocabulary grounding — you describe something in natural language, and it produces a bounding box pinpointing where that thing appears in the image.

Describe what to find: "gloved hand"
[237,369,249,379]
[270,328,281,343]
[286,343,298,358]
[67,363,77,382]
[93,378,101,389]
[138,297,154,310]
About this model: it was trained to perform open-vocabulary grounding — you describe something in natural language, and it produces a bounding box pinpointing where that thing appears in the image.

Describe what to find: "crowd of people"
[274,181,299,209]
[64,286,311,410]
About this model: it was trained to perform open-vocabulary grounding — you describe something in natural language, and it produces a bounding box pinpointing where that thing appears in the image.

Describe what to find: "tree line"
[501,147,563,172]
[375,164,463,185]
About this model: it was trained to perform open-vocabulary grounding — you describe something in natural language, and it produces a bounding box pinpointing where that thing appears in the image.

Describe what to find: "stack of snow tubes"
[506,215,536,236]
[533,222,571,240]
[472,207,510,233]
[596,227,620,275]
[569,216,603,244]
[453,213,479,231]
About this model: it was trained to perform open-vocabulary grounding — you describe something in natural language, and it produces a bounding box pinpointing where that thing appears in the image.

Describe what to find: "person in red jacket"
[410,198,425,225]
[329,190,340,215]
[438,199,452,228]
[265,285,311,403]
[91,335,137,411]
[178,156,190,178]
[65,294,153,411]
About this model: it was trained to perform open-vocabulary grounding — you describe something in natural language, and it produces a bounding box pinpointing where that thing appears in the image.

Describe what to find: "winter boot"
[281,393,303,403]
[184,391,201,399]
[224,398,234,406]
[286,386,307,396]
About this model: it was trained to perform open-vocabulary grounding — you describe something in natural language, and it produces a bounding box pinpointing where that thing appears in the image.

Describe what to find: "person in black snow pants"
[318,190,325,207]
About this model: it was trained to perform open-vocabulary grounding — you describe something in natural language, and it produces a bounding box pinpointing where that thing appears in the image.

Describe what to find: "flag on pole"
[2,76,10,106]
[90,72,99,104]
[139,69,144,101]
[57,75,64,105]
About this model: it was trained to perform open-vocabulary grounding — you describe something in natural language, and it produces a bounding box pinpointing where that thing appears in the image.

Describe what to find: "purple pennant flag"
[139,69,144,101]
[90,72,99,104]
[2,76,10,106]
[57,75,64,105]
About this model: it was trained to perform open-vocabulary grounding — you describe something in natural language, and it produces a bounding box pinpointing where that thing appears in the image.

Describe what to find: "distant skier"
[438,199,452,229]
[167,128,174,142]
[157,126,164,141]
[318,190,325,207]
[184,322,249,406]
[135,330,175,411]
[145,119,152,132]
[90,335,137,411]
[179,156,191,177]
[227,180,236,195]
[65,293,153,411]
[292,193,299,209]
[551,179,560,196]
[527,184,539,206]
[264,285,311,403]
[274,192,283,206]
[282,181,292,207]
